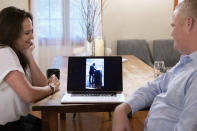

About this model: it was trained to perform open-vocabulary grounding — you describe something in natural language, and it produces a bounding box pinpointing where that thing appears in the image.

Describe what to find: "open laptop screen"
[67,56,122,92]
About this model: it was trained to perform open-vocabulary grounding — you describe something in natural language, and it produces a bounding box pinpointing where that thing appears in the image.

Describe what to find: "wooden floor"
[31,111,148,131]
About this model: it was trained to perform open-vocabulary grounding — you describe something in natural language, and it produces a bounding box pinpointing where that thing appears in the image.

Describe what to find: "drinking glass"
[154,61,165,78]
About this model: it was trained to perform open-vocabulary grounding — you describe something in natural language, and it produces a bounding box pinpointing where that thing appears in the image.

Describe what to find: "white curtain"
[31,0,80,73]
[31,0,102,73]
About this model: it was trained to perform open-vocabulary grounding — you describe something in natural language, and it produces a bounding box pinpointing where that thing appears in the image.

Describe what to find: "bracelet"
[49,85,55,94]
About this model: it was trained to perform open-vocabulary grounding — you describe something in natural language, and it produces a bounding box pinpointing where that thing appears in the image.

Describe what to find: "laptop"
[61,56,125,103]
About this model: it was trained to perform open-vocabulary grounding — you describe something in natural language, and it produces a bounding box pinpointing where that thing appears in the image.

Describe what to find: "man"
[89,63,96,84]
[112,0,197,131]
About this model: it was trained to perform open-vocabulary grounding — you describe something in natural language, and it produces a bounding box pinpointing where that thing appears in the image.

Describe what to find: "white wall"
[102,0,174,54]
[0,0,28,11]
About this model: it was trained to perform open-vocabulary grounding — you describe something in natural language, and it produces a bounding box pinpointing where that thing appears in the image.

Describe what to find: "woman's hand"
[22,40,35,61]
[48,75,60,92]
[112,103,132,131]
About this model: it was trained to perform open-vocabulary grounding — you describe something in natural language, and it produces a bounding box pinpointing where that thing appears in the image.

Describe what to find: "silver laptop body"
[61,56,125,103]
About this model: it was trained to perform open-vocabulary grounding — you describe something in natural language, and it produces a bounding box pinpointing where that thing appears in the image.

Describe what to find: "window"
[174,0,184,10]
[36,0,102,45]
[37,0,63,38]
[178,0,184,3]
[69,0,85,43]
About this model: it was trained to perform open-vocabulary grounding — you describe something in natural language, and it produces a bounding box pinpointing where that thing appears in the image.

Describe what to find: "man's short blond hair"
[177,0,197,20]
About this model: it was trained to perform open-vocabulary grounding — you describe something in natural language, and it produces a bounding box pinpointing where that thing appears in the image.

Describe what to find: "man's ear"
[186,16,195,32]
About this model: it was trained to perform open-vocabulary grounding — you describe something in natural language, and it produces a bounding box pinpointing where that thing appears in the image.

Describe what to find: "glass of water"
[154,61,165,78]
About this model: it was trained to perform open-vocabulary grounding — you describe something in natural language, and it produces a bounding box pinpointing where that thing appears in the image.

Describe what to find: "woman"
[0,6,60,131]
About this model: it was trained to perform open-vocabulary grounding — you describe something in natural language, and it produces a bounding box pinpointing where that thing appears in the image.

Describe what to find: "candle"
[95,38,104,56]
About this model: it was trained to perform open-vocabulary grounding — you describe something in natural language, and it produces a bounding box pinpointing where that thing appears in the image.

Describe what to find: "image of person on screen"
[94,69,102,88]
[89,63,96,84]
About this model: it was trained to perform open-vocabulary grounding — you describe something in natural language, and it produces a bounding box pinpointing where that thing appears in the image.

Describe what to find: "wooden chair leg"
[108,112,112,120]
[60,113,66,119]
[73,113,77,119]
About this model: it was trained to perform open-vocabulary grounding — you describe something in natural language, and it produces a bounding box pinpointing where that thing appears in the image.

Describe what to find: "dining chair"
[153,39,181,68]
[117,39,153,66]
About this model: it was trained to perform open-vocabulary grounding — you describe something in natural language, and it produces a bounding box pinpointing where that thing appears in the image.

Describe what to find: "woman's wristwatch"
[49,85,55,94]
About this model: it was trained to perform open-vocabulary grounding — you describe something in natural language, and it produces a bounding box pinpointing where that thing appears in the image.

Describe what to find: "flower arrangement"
[72,0,107,56]
[80,0,105,43]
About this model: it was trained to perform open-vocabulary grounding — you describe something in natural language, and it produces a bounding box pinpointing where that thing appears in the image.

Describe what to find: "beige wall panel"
[103,0,174,54]
[0,0,28,11]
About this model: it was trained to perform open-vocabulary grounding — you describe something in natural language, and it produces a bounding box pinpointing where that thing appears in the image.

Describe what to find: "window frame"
[174,0,178,10]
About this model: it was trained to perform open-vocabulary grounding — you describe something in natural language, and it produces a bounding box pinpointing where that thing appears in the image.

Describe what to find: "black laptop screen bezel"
[67,56,123,92]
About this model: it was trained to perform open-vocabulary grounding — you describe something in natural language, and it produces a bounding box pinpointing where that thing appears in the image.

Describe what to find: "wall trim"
[28,0,31,11]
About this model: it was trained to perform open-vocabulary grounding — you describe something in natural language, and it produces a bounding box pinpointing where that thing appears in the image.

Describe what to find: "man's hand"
[112,103,132,131]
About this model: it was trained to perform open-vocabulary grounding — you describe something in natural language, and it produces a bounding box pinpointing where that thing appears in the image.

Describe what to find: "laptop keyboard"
[71,92,116,97]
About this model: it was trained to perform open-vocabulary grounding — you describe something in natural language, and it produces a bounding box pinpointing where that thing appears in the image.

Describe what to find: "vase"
[85,40,95,56]
[94,38,104,56]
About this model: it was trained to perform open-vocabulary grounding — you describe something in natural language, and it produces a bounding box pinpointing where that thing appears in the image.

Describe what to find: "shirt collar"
[188,50,197,60]
[179,50,197,63]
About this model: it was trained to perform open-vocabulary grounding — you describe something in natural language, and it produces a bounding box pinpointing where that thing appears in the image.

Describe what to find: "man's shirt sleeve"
[126,72,170,114]
[173,71,197,131]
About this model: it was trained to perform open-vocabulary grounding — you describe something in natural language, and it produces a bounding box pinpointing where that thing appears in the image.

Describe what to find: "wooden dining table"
[32,55,154,131]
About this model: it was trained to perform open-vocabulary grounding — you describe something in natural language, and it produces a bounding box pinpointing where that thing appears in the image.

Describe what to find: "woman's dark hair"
[0,6,33,70]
